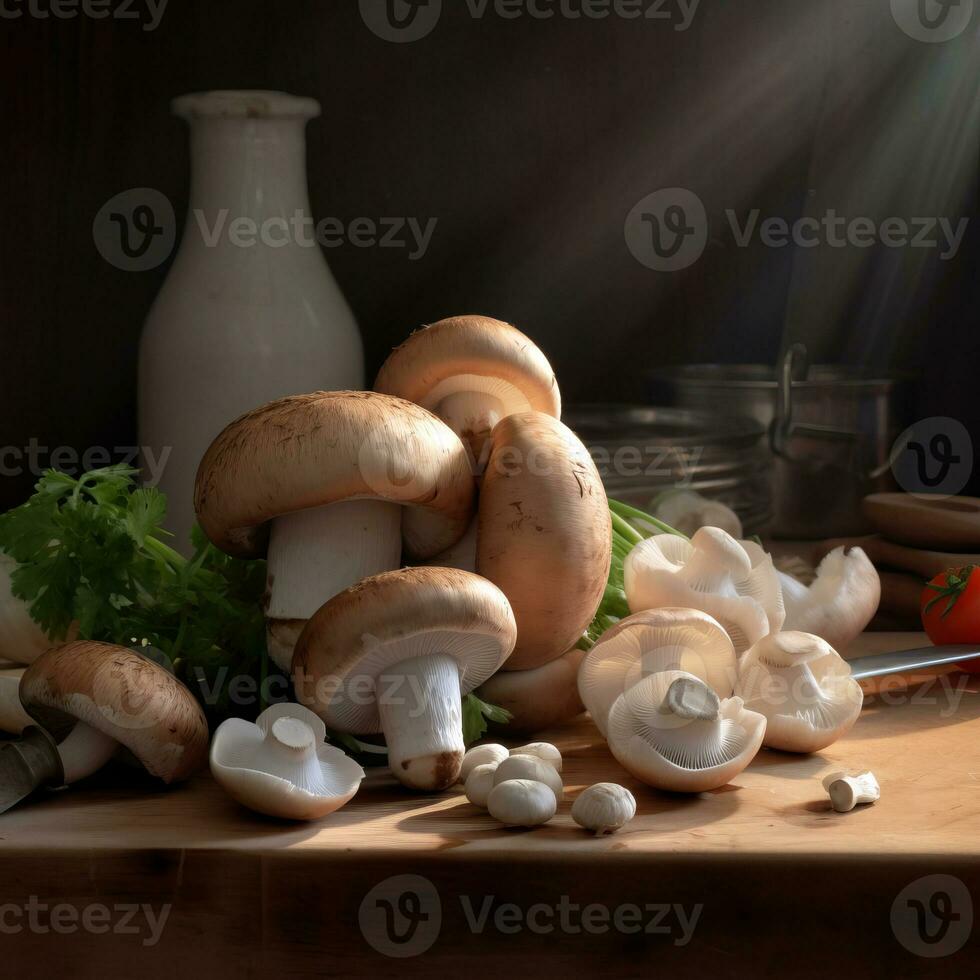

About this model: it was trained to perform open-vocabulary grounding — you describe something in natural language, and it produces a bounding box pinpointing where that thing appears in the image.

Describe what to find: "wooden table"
[1,633,977,978]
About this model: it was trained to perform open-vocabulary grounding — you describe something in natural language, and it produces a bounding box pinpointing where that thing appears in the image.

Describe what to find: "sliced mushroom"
[775,546,880,651]
[210,702,364,820]
[606,671,766,793]
[735,632,864,753]
[375,315,561,464]
[479,412,611,670]
[578,608,737,737]
[0,642,209,813]
[475,646,586,734]
[293,567,516,791]
[194,391,475,669]
[625,528,783,653]
[822,769,880,812]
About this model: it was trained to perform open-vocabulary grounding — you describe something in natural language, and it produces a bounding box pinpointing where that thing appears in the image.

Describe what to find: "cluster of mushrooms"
[0,314,884,822]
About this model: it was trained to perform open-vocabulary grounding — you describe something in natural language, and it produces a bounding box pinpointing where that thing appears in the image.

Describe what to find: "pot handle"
[770,344,863,461]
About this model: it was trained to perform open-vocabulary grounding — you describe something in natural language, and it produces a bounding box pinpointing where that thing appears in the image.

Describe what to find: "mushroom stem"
[266,715,317,761]
[436,391,505,464]
[0,676,32,734]
[266,500,403,669]
[376,653,464,791]
[57,721,120,784]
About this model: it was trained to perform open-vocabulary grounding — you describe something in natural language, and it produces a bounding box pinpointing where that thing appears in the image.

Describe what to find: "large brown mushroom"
[374,315,561,463]
[477,412,611,670]
[0,642,208,813]
[293,567,516,791]
[195,391,475,669]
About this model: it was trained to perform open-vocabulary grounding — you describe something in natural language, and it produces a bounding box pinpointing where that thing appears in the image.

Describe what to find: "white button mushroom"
[822,770,880,813]
[624,527,784,654]
[578,607,738,736]
[464,762,499,808]
[194,391,476,670]
[374,315,562,465]
[493,753,563,804]
[487,778,557,828]
[572,783,637,835]
[774,546,881,651]
[460,743,509,781]
[1,642,209,813]
[294,567,517,792]
[210,702,365,821]
[509,742,562,773]
[735,632,864,753]
[606,671,767,793]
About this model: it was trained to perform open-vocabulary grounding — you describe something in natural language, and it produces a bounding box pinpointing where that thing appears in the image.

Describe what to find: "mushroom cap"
[475,646,586,734]
[194,391,475,560]
[493,753,563,804]
[210,702,365,820]
[374,315,561,422]
[606,670,766,793]
[624,529,782,654]
[19,642,209,784]
[460,742,509,781]
[578,608,737,736]
[777,546,880,651]
[735,631,864,753]
[293,567,517,734]
[487,778,557,827]
[571,782,637,834]
[478,412,611,670]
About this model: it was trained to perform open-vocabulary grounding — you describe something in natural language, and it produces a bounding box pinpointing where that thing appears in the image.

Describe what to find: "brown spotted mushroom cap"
[478,412,611,670]
[194,391,475,560]
[19,642,209,784]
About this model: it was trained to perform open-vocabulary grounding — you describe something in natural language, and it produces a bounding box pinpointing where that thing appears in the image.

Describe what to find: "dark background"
[1,0,978,510]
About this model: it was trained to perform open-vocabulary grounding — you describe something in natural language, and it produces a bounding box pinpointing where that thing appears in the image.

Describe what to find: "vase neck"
[186,117,312,221]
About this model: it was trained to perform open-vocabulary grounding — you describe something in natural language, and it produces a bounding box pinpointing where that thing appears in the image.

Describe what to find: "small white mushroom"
[606,671,767,793]
[487,779,557,827]
[651,490,743,539]
[822,770,880,813]
[493,754,563,804]
[571,783,637,835]
[735,632,864,753]
[210,702,365,821]
[578,607,738,737]
[464,763,499,808]
[460,743,509,781]
[625,528,784,654]
[509,742,562,773]
[775,546,880,650]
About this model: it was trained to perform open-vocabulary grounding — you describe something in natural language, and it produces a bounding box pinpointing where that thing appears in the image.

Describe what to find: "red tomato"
[920,564,980,672]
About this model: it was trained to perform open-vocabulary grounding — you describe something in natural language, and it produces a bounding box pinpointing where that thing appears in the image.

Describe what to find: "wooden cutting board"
[0,633,977,978]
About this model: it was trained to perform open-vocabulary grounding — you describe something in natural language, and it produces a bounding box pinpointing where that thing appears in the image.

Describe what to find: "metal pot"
[563,405,772,534]
[648,347,901,539]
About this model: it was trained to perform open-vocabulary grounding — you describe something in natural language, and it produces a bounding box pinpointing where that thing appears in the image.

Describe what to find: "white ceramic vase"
[139,90,364,551]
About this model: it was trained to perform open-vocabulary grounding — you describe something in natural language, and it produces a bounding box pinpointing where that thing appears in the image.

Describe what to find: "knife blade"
[0,726,64,815]
[847,645,980,681]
